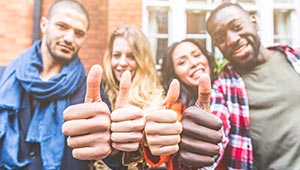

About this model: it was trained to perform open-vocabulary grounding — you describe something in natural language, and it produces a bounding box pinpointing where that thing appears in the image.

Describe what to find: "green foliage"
[215,57,228,75]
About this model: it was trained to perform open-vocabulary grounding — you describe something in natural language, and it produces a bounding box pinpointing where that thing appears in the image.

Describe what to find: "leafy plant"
[215,57,228,75]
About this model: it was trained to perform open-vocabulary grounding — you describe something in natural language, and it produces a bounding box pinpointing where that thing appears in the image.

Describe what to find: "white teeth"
[234,44,247,54]
[192,69,203,78]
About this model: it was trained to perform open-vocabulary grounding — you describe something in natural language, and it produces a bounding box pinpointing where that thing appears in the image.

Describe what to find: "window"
[186,0,209,2]
[237,0,255,3]
[274,10,292,45]
[274,0,293,2]
[148,7,169,66]
[186,10,208,46]
[143,0,300,67]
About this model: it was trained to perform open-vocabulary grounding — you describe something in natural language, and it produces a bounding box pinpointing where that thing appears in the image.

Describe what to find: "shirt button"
[29,152,36,159]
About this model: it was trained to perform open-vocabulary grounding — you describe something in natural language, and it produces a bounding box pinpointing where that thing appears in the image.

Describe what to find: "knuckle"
[175,122,183,134]
[213,145,221,155]
[95,133,110,143]
[182,108,195,119]
[149,147,160,156]
[173,145,179,153]
[61,123,69,135]
[175,136,181,144]
[63,107,71,120]
[215,118,223,129]
[206,157,215,166]
[216,132,223,142]
[66,137,73,147]
[100,145,112,157]
[144,124,155,134]
[177,151,189,161]
[146,136,154,145]
[72,149,82,160]
[133,143,140,151]
[135,120,145,130]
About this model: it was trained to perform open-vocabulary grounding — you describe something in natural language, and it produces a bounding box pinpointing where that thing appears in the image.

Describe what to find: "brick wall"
[0,0,33,65]
[0,0,142,73]
[107,0,142,35]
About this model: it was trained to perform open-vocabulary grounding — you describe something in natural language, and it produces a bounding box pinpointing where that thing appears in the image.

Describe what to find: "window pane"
[274,10,291,45]
[149,38,168,66]
[148,8,168,34]
[237,0,255,3]
[186,11,206,34]
[274,0,292,3]
[187,0,208,2]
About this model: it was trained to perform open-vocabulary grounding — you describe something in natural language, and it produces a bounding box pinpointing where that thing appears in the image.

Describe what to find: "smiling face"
[172,41,210,88]
[111,37,138,82]
[41,7,88,64]
[207,4,261,71]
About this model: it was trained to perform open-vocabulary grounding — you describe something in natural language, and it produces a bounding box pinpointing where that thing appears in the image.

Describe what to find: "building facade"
[0,0,299,72]
[143,0,300,68]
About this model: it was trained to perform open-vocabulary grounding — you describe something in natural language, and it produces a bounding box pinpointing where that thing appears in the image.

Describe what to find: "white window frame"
[142,0,300,66]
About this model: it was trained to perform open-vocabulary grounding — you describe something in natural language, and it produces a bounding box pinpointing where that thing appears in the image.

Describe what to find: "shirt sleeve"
[210,80,231,168]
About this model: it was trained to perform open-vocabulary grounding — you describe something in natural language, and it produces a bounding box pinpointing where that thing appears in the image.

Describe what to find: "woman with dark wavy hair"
[161,39,217,108]
[160,39,219,169]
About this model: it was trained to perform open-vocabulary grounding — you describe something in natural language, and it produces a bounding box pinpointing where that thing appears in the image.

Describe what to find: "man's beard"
[46,40,76,65]
[229,34,261,73]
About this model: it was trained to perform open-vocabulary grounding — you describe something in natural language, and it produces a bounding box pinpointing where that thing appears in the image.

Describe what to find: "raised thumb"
[161,79,180,108]
[115,70,131,109]
[196,74,211,112]
[85,64,103,103]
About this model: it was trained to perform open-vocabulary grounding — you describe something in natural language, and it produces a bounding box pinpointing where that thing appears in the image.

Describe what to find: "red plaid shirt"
[210,45,300,170]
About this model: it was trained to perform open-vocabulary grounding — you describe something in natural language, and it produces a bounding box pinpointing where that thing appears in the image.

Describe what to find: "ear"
[250,15,259,31]
[40,17,48,34]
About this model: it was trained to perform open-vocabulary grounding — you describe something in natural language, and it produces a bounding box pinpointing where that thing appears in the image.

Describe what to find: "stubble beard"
[229,34,261,73]
[46,39,77,65]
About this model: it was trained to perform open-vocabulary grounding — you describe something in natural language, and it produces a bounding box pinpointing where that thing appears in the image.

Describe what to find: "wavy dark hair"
[160,39,217,107]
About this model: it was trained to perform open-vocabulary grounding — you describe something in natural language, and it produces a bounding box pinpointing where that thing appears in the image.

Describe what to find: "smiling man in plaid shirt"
[206,2,300,170]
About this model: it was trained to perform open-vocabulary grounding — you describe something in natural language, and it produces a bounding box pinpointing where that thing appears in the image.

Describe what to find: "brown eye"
[177,58,187,66]
[194,53,201,58]
[112,53,121,59]
[57,23,67,30]
[127,53,135,60]
[75,30,85,38]
[214,34,225,45]
[233,23,242,31]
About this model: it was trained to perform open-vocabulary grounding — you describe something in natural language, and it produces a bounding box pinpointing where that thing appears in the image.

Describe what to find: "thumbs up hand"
[177,74,223,167]
[144,79,183,156]
[62,65,112,160]
[110,70,145,152]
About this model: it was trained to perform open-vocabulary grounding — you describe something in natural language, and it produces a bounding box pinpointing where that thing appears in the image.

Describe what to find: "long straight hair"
[103,25,163,109]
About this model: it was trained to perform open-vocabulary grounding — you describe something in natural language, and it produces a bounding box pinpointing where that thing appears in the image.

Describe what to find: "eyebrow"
[57,21,87,34]
[212,18,238,40]
[191,49,202,55]
[175,49,200,61]
[112,51,133,55]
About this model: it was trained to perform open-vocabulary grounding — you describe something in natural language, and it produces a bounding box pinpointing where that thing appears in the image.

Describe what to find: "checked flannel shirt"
[210,45,300,170]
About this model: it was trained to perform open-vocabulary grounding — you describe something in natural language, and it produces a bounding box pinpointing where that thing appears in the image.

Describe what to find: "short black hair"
[47,0,90,29]
[207,2,247,28]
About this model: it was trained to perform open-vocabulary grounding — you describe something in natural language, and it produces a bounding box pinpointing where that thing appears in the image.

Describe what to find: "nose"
[226,30,239,47]
[119,55,128,66]
[64,29,75,43]
[189,57,198,68]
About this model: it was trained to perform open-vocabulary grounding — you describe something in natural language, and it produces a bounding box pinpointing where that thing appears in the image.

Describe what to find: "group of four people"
[0,0,299,170]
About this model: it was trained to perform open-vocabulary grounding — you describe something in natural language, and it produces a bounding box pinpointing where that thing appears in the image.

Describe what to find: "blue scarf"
[0,40,85,170]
